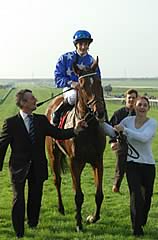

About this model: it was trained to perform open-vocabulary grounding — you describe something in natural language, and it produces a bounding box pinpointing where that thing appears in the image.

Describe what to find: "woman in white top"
[112,96,157,237]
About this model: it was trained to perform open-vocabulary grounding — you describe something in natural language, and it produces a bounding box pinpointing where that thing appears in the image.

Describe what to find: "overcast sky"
[0,0,158,78]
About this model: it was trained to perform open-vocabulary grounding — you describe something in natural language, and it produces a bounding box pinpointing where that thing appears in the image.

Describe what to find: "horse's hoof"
[76,225,83,232]
[58,207,65,215]
[86,215,100,224]
[86,215,94,223]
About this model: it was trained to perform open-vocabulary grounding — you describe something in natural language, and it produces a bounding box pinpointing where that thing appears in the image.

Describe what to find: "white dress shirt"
[19,110,30,132]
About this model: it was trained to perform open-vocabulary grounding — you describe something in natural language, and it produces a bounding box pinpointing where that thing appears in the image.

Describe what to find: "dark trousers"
[11,167,44,236]
[126,161,155,231]
[113,151,127,189]
[113,141,128,189]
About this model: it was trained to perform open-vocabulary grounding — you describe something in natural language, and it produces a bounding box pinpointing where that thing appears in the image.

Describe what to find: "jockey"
[52,30,101,126]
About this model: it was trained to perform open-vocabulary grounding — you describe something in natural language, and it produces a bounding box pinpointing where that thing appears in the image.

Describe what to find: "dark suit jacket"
[110,107,136,126]
[0,113,75,183]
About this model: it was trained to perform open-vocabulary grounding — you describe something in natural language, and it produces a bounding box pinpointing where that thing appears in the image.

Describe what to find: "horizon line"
[0,77,158,80]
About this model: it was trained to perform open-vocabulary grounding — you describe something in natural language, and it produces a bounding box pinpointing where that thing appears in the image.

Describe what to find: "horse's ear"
[72,63,81,76]
[91,56,99,71]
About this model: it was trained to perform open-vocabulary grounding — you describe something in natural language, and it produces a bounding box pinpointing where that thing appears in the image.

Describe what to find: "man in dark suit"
[0,89,86,238]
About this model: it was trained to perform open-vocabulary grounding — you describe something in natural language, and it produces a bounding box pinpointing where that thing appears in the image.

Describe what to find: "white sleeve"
[122,119,157,143]
[101,122,116,137]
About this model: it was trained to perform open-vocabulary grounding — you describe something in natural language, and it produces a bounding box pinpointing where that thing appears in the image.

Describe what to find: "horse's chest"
[74,135,102,162]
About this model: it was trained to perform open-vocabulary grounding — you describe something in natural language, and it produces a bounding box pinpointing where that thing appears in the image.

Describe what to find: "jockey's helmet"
[73,30,93,45]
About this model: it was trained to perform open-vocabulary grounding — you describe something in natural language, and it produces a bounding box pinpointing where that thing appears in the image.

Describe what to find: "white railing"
[104,97,158,108]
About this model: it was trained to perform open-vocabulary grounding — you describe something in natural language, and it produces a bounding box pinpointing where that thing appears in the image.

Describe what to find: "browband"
[78,72,97,80]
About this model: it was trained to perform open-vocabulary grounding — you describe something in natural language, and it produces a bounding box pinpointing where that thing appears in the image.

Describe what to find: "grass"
[0,85,158,239]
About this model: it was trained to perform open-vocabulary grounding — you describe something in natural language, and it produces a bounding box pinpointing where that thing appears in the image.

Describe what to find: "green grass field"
[0,85,158,240]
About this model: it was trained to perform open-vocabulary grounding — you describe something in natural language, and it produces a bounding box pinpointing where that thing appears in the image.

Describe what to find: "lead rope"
[118,132,140,159]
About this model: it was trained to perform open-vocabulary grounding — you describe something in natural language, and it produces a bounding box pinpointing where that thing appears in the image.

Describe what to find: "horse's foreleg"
[54,173,65,215]
[87,161,104,224]
[75,188,84,232]
[70,162,84,232]
[52,150,65,215]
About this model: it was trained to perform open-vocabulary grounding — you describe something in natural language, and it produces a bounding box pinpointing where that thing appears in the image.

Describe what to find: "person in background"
[112,96,157,237]
[0,89,87,239]
[110,89,138,193]
[52,29,108,126]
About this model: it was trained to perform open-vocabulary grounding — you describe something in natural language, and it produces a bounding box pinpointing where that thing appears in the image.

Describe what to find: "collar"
[19,110,33,119]
[19,110,28,120]
[76,50,88,57]
[125,107,135,115]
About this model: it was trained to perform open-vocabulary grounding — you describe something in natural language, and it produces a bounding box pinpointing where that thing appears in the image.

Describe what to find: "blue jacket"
[54,51,101,88]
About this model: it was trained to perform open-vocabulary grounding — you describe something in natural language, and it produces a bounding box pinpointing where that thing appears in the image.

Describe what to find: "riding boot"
[52,101,73,126]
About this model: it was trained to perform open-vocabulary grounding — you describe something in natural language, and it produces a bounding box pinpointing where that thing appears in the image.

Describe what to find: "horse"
[45,57,106,232]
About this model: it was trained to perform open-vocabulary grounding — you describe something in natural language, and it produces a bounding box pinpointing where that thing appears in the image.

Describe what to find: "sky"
[0,0,158,78]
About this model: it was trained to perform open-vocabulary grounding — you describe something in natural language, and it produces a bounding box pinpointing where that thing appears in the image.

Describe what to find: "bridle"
[79,71,105,108]
[74,72,103,123]
[78,72,97,80]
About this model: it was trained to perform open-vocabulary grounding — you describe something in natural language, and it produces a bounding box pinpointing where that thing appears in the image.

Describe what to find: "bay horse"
[46,57,106,232]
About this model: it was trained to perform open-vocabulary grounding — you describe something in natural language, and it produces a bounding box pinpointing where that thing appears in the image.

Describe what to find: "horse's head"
[73,57,105,121]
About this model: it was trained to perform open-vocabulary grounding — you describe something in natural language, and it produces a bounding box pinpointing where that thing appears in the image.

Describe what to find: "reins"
[37,73,97,108]
[37,72,97,107]
[118,132,140,159]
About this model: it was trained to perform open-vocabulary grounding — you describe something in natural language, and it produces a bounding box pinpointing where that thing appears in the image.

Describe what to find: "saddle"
[58,112,69,129]
[56,109,75,143]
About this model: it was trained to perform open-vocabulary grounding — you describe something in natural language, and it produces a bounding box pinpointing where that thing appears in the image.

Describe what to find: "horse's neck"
[64,101,88,129]
[64,108,76,129]
[76,100,87,118]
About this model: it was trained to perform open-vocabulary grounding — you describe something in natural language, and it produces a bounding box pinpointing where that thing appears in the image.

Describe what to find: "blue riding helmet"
[73,30,93,45]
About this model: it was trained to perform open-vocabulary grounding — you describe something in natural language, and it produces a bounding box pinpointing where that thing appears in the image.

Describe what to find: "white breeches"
[63,87,77,105]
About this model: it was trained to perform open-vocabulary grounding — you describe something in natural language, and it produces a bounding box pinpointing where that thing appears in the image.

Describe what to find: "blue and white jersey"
[54,50,101,88]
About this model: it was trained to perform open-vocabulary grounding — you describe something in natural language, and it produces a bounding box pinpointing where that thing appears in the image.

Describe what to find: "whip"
[36,87,73,107]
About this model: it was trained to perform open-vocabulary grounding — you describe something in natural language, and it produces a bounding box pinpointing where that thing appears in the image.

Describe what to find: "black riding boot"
[52,101,73,126]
